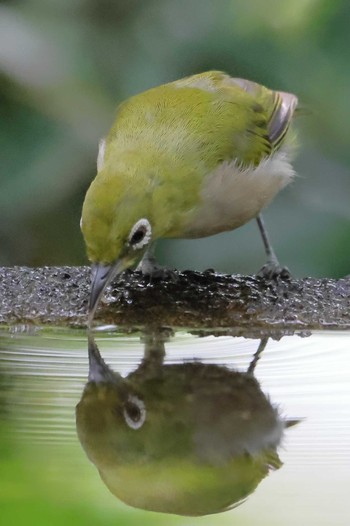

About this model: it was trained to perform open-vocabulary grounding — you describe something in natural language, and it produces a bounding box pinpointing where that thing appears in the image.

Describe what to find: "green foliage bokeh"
[1,0,349,276]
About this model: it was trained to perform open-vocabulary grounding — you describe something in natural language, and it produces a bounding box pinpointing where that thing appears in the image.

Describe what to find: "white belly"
[183,149,295,238]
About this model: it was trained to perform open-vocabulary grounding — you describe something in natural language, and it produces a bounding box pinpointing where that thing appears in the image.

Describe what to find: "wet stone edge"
[0,266,349,337]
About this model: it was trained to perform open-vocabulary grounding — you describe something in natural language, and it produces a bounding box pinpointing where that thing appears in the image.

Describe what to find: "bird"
[76,334,298,516]
[81,71,299,324]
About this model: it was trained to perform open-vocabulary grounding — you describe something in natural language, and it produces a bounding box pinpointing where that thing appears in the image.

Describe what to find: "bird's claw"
[137,256,178,282]
[257,260,291,280]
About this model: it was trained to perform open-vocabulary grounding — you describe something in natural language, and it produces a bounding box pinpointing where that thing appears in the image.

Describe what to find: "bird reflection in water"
[76,333,299,516]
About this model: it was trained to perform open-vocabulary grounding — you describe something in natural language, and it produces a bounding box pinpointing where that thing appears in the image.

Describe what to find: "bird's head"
[81,162,155,324]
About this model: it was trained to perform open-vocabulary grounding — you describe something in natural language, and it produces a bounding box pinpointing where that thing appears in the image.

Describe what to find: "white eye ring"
[128,218,152,250]
[97,138,106,172]
[123,395,146,430]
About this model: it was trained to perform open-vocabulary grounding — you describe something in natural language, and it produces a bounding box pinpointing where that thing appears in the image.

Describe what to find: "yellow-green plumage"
[82,71,297,264]
[82,71,298,323]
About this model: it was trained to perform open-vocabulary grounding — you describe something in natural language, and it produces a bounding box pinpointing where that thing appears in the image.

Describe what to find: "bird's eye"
[128,218,152,250]
[123,395,146,430]
[130,228,146,245]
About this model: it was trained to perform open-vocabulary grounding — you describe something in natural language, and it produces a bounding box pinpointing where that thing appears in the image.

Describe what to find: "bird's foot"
[137,254,178,282]
[257,259,291,280]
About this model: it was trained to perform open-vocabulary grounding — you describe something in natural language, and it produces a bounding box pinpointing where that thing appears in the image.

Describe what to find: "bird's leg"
[139,329,171,373]
[137,244,177,281]
[256,214,291,279]
[137,243,163,275]
[247,336,269,375]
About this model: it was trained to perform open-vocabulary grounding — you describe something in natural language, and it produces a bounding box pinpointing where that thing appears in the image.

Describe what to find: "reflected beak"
[87,332,122,384]
[88,260,125,326]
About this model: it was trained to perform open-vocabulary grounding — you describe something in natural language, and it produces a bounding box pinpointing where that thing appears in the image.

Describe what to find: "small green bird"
[81,71,298,323]
[76,335,295,516]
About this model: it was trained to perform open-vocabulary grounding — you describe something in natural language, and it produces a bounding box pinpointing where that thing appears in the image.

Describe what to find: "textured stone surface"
[0,266,349,337]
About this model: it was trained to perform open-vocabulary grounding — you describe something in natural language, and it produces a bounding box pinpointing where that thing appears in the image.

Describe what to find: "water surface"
[1,327,349,525]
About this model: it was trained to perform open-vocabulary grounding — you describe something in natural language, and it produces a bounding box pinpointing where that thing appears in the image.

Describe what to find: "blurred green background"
[1,0,349,277]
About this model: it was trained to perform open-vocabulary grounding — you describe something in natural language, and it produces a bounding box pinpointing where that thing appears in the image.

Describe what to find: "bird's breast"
[181,150,295,238]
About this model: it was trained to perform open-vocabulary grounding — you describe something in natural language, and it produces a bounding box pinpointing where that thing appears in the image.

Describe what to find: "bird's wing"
[175,71,299,167]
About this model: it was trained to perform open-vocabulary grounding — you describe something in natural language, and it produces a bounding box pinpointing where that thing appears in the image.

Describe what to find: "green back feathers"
[107,71,298,170]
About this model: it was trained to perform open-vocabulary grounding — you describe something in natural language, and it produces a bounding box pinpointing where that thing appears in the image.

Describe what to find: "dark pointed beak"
[88,332,122,384]
[88,260,125,327]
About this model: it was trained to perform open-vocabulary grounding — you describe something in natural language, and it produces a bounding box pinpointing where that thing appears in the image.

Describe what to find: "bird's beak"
[87,333,122,384]
[88,260,125,326]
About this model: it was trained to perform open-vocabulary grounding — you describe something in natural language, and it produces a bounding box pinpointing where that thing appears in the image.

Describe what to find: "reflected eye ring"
[128,218,152,250]
[123,395,146,430]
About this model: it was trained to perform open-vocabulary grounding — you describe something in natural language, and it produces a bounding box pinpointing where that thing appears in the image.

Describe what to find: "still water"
[1,326,349,525]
